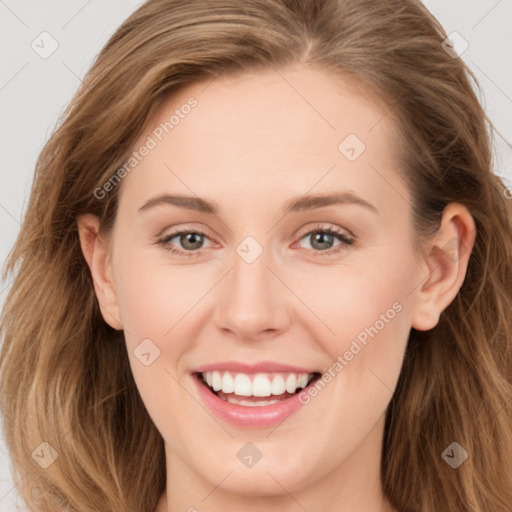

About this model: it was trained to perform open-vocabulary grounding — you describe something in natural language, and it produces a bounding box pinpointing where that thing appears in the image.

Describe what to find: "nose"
[213,240,292,342]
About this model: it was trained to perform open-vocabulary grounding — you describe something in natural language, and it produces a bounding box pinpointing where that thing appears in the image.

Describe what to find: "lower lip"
[192,374,314,428]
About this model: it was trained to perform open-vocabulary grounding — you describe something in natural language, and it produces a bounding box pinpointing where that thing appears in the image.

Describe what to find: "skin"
[78,65,476,512]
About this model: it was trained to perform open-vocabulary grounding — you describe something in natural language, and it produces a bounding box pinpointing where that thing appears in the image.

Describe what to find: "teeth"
[221,372,234,394]
[233,374,252,396]
[297,374,308,389]
[200,371,312,397]
[223,396,283,406]
[252,375,272,397]
[285,374,297,393]
[211,371,222,392]
[271,375,286,395]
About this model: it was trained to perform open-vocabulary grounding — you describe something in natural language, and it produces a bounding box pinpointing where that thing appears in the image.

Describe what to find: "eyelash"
[156,224,355,258]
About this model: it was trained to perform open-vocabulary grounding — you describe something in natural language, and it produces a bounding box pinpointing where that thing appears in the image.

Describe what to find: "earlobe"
[411,203,476,332]
[77,214,123,330]
[411,308,440,332]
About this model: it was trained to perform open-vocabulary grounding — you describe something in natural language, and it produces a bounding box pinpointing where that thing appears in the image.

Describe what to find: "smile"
[191,362,322,427]
[199,371,317,406]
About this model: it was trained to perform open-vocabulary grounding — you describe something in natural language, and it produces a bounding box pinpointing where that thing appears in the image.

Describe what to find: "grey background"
[1,0,511,510]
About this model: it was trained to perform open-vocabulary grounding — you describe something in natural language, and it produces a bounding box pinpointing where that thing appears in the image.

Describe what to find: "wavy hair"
[1,0,512,511]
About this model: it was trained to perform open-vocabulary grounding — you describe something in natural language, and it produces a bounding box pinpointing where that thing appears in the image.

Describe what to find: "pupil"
[182,233,203,250]
[313,232,333,250]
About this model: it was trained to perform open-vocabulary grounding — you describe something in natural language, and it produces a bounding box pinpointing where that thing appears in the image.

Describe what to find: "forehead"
[117,65,405,217]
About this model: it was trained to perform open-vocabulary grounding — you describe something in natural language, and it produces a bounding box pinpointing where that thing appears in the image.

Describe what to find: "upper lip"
[191,361,320,374]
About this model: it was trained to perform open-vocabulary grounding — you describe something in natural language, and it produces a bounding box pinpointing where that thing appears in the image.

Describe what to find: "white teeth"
[252,374,272,397]
[223,396,282,406]
[233,374,252,396]
[211,371,222,392]
[221,372,234,394]
[285,374,297,393]
[200,371,312,397]
[297,374,308,389]
[271,375,286,395]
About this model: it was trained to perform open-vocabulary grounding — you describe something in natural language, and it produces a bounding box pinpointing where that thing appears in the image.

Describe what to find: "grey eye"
[175,232,205,250]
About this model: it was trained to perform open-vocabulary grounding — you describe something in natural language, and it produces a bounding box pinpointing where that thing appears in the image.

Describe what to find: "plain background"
[1,1,511,510]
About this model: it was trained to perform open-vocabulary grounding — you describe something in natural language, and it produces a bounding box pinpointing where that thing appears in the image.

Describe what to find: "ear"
[411,203,477,331]
[77,213,123,330]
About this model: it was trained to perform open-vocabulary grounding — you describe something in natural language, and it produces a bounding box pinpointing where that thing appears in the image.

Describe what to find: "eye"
[156,224,355,257]
[295,224,355,256]
[157,228,213,256]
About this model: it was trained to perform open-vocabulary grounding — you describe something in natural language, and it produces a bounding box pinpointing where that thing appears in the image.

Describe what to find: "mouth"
[193,370,322,407]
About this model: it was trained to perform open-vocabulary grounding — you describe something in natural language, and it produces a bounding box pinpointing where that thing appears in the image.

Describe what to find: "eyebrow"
[138,191,378,215]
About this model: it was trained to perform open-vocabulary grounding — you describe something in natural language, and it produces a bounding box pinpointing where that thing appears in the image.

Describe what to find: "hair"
[1,0,511,511]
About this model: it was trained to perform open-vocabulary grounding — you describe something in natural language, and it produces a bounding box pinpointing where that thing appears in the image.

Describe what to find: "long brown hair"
[1,1,511,511]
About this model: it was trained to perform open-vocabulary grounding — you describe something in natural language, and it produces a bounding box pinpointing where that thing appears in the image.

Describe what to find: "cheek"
[292,258,414,388]
[113,249,199,442]
[114,249,207,342]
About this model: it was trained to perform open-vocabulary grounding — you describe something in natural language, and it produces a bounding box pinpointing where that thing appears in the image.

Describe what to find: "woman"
[1,0,511,511]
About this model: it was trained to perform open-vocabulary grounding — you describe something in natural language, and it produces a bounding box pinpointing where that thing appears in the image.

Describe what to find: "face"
[86,65,442,504]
